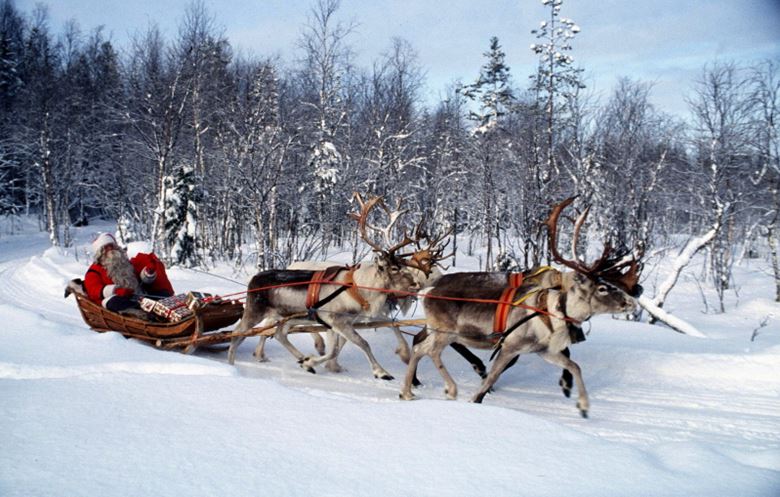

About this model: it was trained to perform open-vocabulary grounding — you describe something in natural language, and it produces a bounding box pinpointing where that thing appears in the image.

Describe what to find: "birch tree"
[459,36,513,269]
[750,59,780,301]
[688,62,754,312]
[126,24,190,251]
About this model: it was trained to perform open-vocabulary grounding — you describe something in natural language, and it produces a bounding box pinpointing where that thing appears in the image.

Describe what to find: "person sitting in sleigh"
[83,233,174,314]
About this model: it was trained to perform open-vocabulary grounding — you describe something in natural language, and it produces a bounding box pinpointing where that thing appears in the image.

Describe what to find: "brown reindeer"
[399,197,642,417]
[227,193,444,380]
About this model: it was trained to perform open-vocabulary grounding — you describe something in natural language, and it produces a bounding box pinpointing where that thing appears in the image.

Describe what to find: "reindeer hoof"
[559,378,572,398]
[378,373,394,381]
[576,400,589,418]
[412,377,422,387]
[298,357,316,374]
[399,391,415,401]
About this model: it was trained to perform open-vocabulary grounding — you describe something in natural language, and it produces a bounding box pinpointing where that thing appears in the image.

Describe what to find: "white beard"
[102,249,142,293]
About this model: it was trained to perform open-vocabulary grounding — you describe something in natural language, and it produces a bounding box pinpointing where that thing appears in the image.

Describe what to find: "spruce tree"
[164,164,199,267]
[458,36,514,268]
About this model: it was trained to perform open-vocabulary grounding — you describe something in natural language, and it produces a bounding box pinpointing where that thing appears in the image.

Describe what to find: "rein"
[201,277,582,326]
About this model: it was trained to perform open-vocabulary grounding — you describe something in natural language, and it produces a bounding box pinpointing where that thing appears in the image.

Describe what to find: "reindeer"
[227,193,444,380]
[399,197,643,417]
[268,257,440,367]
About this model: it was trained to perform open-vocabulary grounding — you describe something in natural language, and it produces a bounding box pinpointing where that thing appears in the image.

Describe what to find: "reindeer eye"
[597,284,610,295]
[390,266,400,273]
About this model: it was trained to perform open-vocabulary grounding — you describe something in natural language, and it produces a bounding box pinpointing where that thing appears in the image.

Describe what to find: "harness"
[305,265,369,328]
[492,266,554,335]
[488,266,586,358]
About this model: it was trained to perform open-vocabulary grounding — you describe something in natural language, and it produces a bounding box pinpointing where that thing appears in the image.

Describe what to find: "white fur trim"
[102,284,117,299]
[92,233,117,256]
[140,267,157,284]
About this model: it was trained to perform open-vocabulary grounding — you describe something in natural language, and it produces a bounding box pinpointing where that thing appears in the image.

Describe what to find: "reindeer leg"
[471,348,519,404]
[330,324,394,380]
[323,332,346,373]
[539,350,589,418]
[228,336,245,365]
[558,347,573,398]
[227,314,255,365]
[430,338,458,400]
[300,331,344,373]
[311,332,326,356]
[253,336,269,362]
[450,342,487,379]
[274,322,314,373]
[400,329,435,399]
[393,329,411,364]
[409,329,429,387]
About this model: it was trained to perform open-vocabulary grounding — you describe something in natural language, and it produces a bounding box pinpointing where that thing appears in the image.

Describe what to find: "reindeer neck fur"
[350,256,421,317]
[349,263,391,316]
[556,271,594,324]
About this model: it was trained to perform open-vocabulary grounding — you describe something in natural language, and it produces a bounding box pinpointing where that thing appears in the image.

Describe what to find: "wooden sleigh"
[73,292,247,352]
[72,292,426,354]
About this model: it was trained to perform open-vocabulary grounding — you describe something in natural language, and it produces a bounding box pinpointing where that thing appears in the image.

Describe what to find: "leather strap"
[305,267,341,309]
[344,265,370,310]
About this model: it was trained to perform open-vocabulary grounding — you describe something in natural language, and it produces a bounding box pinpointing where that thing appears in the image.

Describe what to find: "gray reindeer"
[227,193,445,380]
[400,197,642,417]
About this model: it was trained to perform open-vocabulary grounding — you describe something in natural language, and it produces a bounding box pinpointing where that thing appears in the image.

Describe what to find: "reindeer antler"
[350,192,416,257]
[398,223,455,275]
[546,197,643,295]
[546,196,592,274]
[350,192,386,253]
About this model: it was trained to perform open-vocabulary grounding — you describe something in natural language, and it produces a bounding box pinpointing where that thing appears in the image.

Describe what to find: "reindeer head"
[545,197,644,312]
[350,192,450,279]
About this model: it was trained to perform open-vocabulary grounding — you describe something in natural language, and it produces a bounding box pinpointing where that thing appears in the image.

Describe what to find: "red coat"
[84,253,174,306]
[131,252,174,297]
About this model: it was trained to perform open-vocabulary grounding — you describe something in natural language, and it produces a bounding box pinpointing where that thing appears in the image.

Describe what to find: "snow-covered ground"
[1,220,779,497]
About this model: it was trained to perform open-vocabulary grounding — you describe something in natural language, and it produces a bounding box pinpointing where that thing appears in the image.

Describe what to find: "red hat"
[92,233,117,255]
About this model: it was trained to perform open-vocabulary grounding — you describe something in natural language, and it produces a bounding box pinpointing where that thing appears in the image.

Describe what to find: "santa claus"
[84,233,174,313]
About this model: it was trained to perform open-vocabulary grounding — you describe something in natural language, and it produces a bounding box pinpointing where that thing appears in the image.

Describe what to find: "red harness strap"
[305,265,370,311]
[305,267,341,309]
[492,273,525,334]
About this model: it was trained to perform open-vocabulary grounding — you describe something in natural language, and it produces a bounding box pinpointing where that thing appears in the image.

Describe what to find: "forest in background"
[0,0,777,309]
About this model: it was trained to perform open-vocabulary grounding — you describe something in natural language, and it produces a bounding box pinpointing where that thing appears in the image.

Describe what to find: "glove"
[115,287,134,298]
[140,262,157,284]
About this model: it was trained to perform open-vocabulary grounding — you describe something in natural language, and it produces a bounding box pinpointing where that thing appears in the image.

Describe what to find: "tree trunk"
[639,296,706,337]
[40,115,59,247]
[268,185,278,263]
[769,225,780,303]
[650,223,720,323]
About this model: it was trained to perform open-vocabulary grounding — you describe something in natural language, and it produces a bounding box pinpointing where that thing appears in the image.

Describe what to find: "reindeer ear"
[574,272,589,285]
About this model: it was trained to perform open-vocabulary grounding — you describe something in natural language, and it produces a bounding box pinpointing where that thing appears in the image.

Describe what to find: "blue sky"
[16,0,780,118]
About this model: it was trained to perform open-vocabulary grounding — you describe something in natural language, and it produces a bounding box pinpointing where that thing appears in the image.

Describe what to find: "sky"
[15,0,780,118]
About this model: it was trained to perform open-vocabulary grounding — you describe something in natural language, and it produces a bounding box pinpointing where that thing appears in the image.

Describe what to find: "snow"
[1,220,780,497]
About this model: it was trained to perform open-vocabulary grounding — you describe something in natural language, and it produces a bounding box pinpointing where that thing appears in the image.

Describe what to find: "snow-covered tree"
[297,0,354,255]
[459,36,514,269]
[530,0,584,181]
[164,164,199,267]
[750,59,780,301]
[688,62,754,312]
